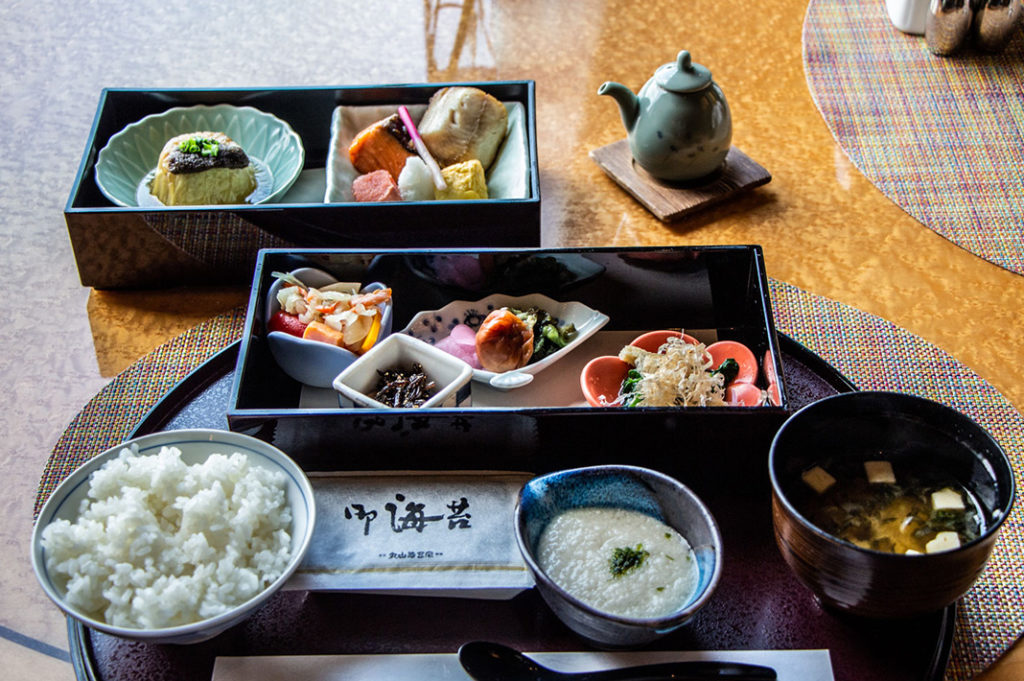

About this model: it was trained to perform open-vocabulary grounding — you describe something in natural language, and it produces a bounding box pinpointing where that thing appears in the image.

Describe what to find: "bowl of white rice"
[31,429,315,644]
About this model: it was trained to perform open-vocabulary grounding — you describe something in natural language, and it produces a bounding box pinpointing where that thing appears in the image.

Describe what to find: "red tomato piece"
[268,311,308,338]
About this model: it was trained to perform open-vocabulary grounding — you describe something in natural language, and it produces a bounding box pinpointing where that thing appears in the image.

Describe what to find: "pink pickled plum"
[436,324,481,368]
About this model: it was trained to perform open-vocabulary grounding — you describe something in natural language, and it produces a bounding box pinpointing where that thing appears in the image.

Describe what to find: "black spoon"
[458,641,778,681]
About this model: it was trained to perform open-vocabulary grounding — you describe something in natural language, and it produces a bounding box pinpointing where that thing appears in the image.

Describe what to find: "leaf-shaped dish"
[399,293,609,390]
[95,104,305,207]
[265,267,393,388]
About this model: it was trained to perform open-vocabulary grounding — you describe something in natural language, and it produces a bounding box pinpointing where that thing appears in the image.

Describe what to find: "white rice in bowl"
[41,445,292,630]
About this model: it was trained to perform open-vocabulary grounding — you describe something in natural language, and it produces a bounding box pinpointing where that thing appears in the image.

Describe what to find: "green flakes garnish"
[609,544,649,578]
[177,137,220,157]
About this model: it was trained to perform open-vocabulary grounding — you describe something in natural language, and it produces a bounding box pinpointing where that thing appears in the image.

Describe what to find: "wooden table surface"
[1,1,1020,679]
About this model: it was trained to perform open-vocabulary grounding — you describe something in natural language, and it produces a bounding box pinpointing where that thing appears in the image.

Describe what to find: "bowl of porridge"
[514,465,722,648]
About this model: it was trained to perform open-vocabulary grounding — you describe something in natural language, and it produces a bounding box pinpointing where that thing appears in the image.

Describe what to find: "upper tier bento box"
[227,246,789,471]
[64,83,540,289]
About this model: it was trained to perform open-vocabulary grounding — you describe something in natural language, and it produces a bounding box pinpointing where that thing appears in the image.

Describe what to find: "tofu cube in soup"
[864,460,896,484]
[932,487,966,511]
[925,531,961,553]
[801,466,836,494]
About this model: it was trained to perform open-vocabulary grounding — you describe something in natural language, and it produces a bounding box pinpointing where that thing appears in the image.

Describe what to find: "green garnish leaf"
[609,544,649,578]
[712,357,740,384]
[621,369,645,407]
[177,136,220,157]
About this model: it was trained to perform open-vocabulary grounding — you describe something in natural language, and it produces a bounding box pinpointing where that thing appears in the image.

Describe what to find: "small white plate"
[399,293,609,390]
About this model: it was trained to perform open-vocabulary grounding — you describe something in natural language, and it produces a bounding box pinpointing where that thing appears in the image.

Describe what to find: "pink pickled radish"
[449,323,478,347]
[436,325,481,368]
[398,105,446,190]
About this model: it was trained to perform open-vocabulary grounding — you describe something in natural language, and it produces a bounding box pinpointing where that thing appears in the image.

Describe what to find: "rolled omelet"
[435,159,488,200]
[417,87,508,170]
[150,131,257,205]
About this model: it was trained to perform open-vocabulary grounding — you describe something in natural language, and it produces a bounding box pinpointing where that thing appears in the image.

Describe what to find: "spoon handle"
[573,660,777,681]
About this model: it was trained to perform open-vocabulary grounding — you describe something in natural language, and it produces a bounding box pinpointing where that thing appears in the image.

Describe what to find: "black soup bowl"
[769,391,1015,618]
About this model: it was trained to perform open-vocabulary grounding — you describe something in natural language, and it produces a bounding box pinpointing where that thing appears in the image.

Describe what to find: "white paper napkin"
[213,649,834,681]
[285,471,534,598]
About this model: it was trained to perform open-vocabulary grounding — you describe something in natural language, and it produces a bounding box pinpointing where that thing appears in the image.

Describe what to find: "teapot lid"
[656,50,713,93]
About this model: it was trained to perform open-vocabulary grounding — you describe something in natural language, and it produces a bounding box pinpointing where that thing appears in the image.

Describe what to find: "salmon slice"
[348,115,414,180]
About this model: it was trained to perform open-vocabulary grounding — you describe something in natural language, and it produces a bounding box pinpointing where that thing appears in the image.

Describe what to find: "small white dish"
[265,267,393,388]
[333,333,473,409]
[399,293,610,391]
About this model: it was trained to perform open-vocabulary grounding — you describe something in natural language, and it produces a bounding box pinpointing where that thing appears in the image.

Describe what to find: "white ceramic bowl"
[95,104,305,207]
[31,429,315,644]
[265,267,394,388]
[333,333,473,409]
[399,293,609,390]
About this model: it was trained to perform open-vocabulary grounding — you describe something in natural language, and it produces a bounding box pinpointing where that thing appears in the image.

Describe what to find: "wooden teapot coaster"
[589,140,771,222]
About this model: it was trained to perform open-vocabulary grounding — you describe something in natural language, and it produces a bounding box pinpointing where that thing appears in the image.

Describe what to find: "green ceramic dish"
[94,104,305,207]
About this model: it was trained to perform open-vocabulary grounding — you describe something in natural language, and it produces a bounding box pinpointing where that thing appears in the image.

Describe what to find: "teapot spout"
[598,81,639,133]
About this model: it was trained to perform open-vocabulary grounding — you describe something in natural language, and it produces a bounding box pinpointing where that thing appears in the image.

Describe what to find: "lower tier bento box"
[64,83,539,289]
[227,246,789,470]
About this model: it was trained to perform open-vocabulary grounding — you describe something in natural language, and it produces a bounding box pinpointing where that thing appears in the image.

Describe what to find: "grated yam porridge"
[537,507,699,618]
[41,445,292,629]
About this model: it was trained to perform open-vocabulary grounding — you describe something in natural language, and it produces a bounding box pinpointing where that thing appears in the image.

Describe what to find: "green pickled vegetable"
[510,306,578,362]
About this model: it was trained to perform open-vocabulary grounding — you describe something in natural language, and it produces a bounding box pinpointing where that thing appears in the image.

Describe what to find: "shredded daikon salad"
[615,336,727,407]
[274,273,390,348]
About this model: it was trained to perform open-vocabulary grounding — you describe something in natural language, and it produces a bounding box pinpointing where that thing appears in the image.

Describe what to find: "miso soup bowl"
[514,465,722,648]
[770,391,1015,618]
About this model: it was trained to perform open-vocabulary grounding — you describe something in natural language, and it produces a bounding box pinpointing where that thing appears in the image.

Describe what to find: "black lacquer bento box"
[226,246,789,472]
[63,82,540,289]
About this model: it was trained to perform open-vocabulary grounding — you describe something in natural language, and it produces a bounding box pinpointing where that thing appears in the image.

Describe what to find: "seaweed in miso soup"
[798,459,983,555]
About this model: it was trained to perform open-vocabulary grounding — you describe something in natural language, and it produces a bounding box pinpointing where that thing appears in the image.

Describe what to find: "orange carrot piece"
[302,320,346,347]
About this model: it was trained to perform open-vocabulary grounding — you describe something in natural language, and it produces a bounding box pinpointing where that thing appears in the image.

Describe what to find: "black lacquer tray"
[67,335,954,681]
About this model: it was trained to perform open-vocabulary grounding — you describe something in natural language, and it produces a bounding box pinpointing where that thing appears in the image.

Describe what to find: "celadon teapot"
[599,50,732,182]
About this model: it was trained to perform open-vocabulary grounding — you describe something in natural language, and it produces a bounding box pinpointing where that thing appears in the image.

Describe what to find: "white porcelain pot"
[886,0,931,34]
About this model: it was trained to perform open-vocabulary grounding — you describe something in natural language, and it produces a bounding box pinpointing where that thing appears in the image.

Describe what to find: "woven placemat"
[36,283,1023,679]
[802,0,1024,276]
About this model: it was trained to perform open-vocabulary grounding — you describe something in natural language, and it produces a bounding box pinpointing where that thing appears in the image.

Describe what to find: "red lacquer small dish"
[580,331,763,407]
